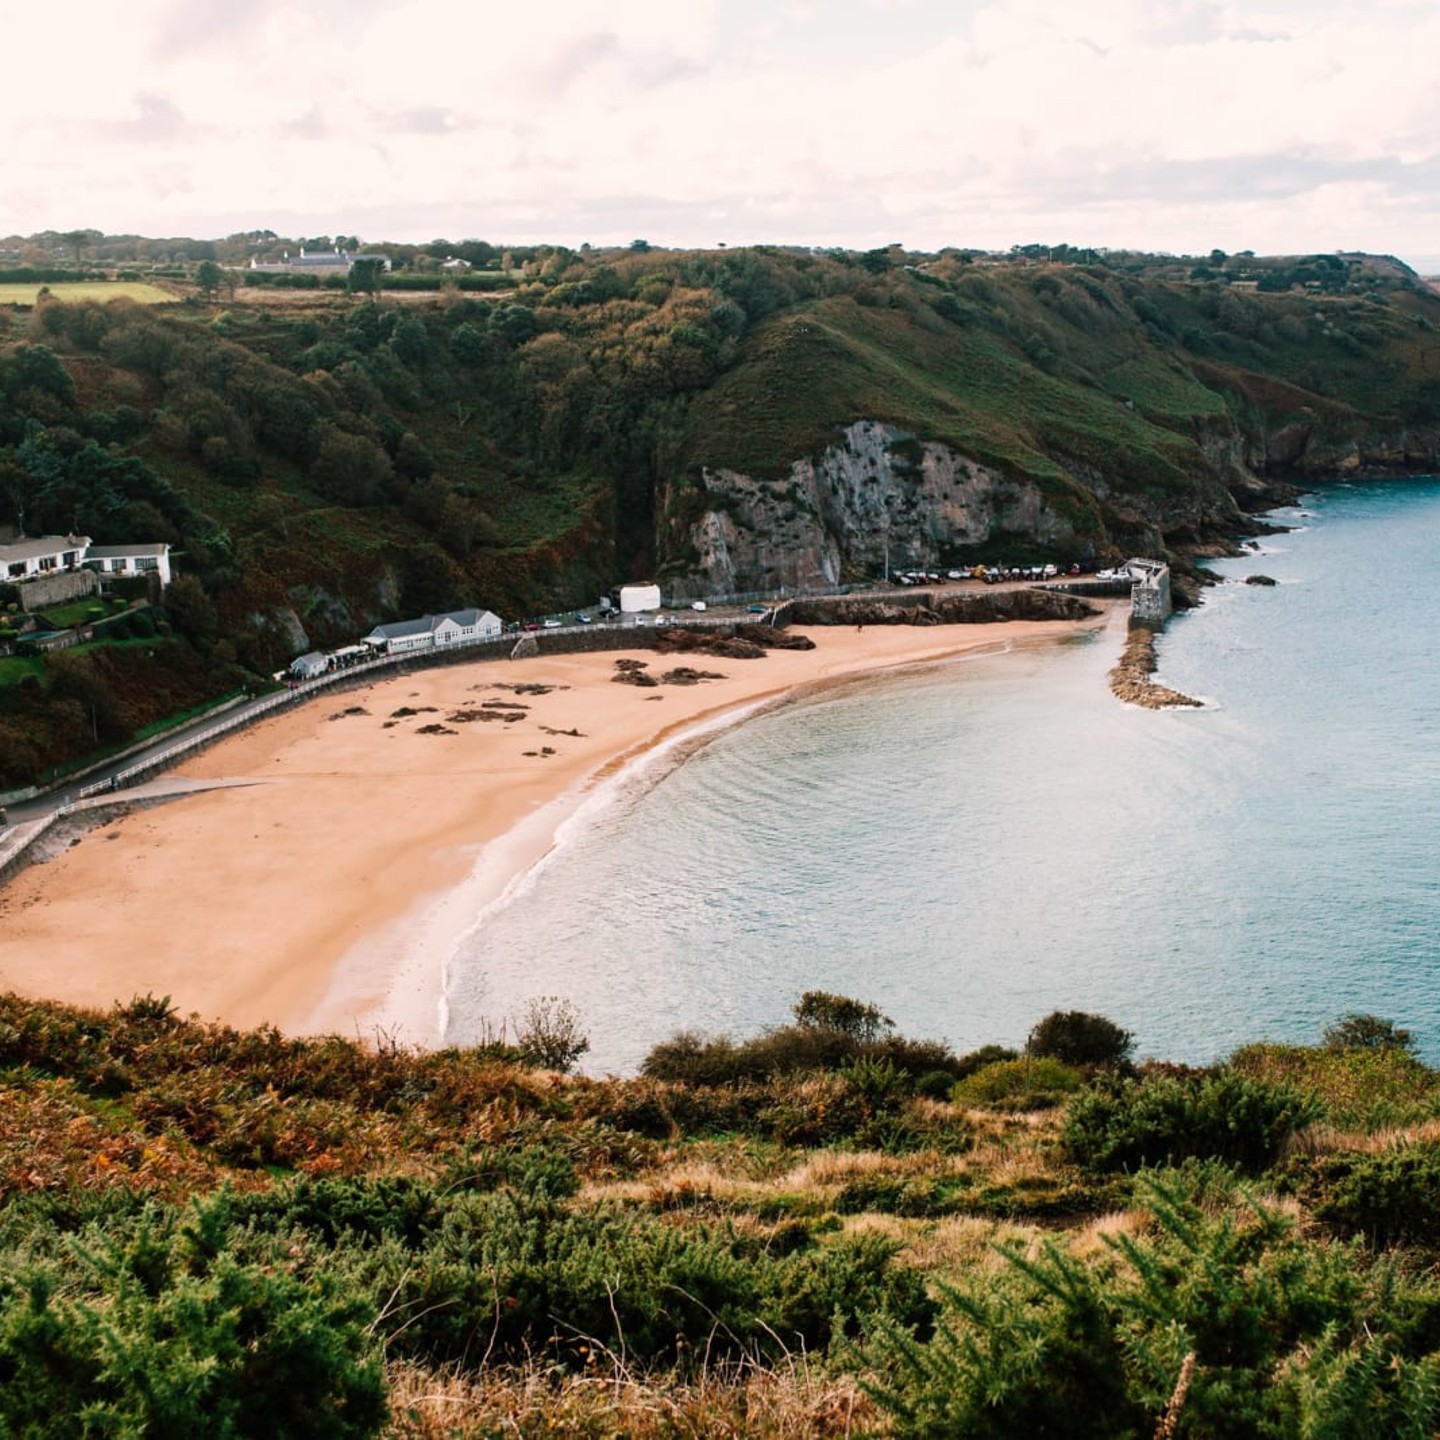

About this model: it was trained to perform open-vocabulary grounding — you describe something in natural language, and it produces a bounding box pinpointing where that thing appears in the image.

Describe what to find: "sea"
[444,477,1440,1073]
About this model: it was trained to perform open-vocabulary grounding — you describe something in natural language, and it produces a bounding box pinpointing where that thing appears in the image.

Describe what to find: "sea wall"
[781,588,1097,627]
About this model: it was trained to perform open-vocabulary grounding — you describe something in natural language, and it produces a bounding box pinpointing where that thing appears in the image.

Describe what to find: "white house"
[0,534,91,581]
[84,543,173,588]
[249,248,393,276]
[364,608,502,656]
[619,583,662,613]
[434,607,502,646]
[289,651,329,680]
[0,536,173,589]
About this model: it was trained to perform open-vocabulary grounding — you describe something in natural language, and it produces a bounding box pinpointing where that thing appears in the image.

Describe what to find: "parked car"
[576,613,592,623]
[691,600,707,611]
[542,618,563,628]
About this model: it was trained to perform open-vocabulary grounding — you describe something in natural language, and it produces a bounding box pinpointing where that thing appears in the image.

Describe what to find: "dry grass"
[1285,1117,1440,1158]
[383,1355,882,1439]
[889,1213,1037,1274]
[0,281,176,305]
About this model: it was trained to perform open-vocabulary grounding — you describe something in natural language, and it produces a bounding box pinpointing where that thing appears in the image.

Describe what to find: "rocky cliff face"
[662,406,1440,600]
[1265,421,1440,476]
[665,421,1086,597]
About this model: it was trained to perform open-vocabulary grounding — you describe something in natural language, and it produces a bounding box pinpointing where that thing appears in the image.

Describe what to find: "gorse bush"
[303,1175,933,1371]
[868,1173,1440,1439]
[1062,1070,1323,1174]
[1305,1143,1440,1247]
[951,1056,1083,1110]
[1229,1041,1438,1129]
[0,1193,386,1439]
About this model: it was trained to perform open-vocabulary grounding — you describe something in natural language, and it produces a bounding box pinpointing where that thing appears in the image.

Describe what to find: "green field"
[0,281,174,305]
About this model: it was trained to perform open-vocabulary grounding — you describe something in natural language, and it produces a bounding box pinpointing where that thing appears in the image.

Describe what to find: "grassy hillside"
[3,246,1439,785]
[1,990,1438,1436]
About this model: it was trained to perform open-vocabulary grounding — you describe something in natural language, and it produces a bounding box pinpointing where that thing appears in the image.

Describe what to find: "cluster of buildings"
[287,608,504,679]
[0,533,172,607]
[247,247,393,277]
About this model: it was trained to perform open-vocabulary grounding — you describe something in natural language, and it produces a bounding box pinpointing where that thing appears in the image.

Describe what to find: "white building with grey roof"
[363,608,502,655]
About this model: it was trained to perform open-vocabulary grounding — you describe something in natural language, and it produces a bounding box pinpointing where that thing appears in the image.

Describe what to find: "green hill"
[3,244,1439,784]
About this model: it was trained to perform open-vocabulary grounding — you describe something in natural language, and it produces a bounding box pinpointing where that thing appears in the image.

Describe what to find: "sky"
[6,0,1440,268]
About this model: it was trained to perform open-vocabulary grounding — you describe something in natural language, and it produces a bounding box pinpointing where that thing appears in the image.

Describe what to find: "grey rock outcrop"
[667,421,1081,598]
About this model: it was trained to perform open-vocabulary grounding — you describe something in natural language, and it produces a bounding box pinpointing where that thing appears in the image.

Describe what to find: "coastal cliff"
[664,421,1086,597]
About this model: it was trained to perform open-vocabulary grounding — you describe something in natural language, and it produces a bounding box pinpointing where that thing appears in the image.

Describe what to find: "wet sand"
[0,616,1112,1042]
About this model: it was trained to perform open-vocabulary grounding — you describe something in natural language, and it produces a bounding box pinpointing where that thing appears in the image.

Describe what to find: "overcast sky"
[6,0,1440,267]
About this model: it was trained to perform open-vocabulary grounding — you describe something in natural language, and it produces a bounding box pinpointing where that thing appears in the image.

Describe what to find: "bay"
[446,477,1440,1072]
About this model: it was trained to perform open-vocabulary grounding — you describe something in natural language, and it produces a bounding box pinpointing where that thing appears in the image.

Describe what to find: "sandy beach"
[0,614,1112,1043]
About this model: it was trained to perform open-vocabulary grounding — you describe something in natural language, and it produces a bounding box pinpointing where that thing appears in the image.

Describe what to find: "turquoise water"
[446,478,1440,1073]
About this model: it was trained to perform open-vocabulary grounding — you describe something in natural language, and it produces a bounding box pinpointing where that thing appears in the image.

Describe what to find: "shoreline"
[0,612,1116,1043]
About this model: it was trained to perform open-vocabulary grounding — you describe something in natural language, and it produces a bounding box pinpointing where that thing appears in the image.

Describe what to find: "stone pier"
[1127,558,1172,629]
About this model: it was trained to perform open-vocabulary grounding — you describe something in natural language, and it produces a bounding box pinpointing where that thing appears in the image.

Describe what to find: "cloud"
[2,0,1438,265]
[108,93,189,144]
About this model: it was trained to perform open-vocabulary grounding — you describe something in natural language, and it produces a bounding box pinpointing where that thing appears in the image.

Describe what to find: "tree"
[348,259,384,298]
[308,425,393,506]
[792,991,894,1044]
[1323,1012,1415,1053]
[162,574,219,650]
[195,260,223,302]
[514,996,589,1072]
[1028,1010,1133,1068]
[62,228,100,264]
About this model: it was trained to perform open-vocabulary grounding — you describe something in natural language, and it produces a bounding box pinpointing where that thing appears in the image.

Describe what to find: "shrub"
[952,1043,1020,1080]
[1323,1013,1416,1054]
[866,1173,1440,1439]
[641,1001,966,1091]
[952,1056,1082,1110]
[0,1195,386,1439]
[793,991,894,1043]
[1229,1042,1437,1129]
[1028,1010,1134,1068]
[514,995,589,1073]
[348,1185,933,1370]
[1061,1071,1323,1175]
[1308,1144,1440,1246]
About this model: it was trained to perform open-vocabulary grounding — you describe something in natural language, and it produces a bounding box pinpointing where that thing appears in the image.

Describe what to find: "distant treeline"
[239,271,517,292]
[0,268,109,284]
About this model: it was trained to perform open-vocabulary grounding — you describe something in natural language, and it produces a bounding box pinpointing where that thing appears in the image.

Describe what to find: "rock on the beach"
[1245,574,1278,586]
